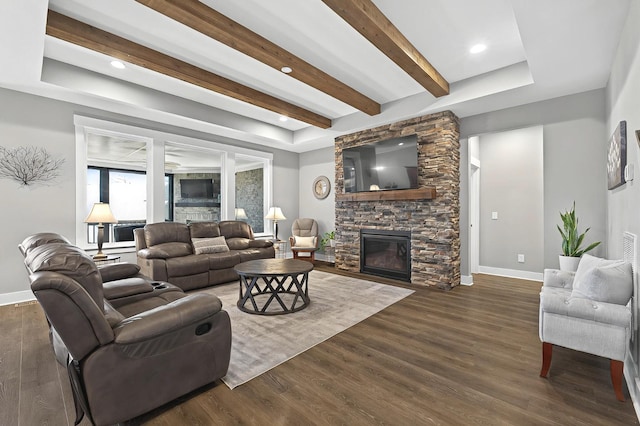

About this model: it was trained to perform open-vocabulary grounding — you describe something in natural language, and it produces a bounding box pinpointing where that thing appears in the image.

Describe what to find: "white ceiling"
[0,0,630,155]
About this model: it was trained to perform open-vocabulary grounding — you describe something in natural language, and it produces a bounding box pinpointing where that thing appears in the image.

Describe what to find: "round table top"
[234,258,314,276]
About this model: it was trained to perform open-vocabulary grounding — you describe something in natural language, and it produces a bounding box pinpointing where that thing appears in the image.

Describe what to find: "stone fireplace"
[334,111,460,289]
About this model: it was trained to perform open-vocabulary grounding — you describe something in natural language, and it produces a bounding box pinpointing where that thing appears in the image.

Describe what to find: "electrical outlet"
[518,254,525,263]
[491,211,498,220]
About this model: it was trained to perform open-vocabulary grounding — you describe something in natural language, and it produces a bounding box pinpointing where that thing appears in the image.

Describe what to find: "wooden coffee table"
[234,259,313,315]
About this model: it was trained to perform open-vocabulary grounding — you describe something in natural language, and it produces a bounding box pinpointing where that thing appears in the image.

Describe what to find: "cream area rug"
[200,270,414,389]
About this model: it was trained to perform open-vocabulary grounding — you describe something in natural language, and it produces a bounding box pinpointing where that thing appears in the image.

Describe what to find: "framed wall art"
[607,120,627,190]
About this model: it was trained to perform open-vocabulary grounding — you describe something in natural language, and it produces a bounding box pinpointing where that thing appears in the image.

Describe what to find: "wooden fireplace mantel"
[336,187,436,202]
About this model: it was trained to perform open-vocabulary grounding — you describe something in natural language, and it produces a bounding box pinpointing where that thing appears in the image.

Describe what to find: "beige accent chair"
[289,218,319,260]
[539,254,633,401]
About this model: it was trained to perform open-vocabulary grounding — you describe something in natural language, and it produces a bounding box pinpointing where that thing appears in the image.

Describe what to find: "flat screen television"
[180,179,214,198]
[342,134,418,193]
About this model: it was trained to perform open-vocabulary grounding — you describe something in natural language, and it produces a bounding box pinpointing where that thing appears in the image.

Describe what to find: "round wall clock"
[312,176,331,199]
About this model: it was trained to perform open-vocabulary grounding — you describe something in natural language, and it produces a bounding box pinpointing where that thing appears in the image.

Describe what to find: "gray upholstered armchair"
[539,254,633,401]
[19,233,232,425]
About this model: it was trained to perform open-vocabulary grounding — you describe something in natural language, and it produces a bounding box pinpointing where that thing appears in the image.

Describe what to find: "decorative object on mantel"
[557,201,600,272]
[85,202,118,259]
[265,206,286,240]
[607,120,627,190]
[312,175,331,199]
[0,145,64,186]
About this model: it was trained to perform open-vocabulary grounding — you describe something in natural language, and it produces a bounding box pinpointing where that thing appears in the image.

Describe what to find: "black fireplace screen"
[360,229,411,282]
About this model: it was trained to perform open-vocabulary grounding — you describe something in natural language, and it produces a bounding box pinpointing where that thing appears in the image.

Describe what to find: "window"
[74,116,274,250]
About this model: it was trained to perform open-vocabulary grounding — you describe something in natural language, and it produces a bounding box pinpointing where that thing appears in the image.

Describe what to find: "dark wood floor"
[1,273,638,425]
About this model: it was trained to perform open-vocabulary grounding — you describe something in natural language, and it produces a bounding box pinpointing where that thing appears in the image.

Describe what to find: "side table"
[93,255,120,266]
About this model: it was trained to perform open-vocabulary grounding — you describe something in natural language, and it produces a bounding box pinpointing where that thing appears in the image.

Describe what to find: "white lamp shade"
[235,208,248,219]
[265,207,286,221]
[85,203,118,224]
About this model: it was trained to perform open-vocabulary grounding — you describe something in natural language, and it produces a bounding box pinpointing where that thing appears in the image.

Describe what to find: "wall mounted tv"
[180,179,214,199]
[342,134,418,193]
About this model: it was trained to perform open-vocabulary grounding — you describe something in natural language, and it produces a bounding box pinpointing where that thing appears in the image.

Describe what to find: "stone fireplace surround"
[334,111,460,289]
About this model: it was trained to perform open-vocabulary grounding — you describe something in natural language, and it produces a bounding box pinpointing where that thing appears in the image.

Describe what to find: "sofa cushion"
[138,242,192,259]
[189,222,221,238]
[206,251,241,269]
[571,254,633,305]
[192,237,230,255]
[226,238,251,250]
[19,232,71,256]
[249,239,274,249]
[27,243,104,307]
[293,236,316,247]
[144,222,191,247]
[219,221,253,239]
[166,254,210,277]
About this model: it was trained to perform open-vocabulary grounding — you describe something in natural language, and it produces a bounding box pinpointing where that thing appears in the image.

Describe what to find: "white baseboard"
[477,266,543,282]
[0,290,36,307]
[624,356,640,422]
[460,275,474,286]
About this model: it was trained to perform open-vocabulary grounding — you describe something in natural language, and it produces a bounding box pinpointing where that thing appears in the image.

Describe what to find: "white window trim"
[74,115,273,250]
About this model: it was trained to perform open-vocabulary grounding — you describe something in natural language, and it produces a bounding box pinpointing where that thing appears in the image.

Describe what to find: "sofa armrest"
[99,262,141,282]
[113,293,223,344]
[540,291,631,328]
[103,277,153,300]
[137,242,192,259]
[543,269,575,289]
[249,239,273,249]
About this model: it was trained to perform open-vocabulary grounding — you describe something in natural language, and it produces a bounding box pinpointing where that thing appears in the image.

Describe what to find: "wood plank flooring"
[1,273,638,425]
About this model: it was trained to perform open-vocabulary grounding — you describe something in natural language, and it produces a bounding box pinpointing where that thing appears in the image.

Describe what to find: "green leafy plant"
[557,202,600,257]
[320,231,335,250]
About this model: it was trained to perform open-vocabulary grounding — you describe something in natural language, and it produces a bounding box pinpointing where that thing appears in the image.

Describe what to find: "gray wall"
[298,146,335,239]
[605,0,640,398]
[460,89,607,276]
[478,127,544,272]
[0,87,299,298]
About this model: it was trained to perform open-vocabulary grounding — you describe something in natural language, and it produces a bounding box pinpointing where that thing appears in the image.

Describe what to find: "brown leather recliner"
[20,234,232,426]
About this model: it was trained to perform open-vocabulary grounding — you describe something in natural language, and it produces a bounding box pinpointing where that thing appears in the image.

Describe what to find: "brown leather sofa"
[19,233,232,426]
[134,220,275,291]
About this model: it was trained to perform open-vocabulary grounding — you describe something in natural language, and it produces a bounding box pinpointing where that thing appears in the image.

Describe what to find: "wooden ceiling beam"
[321,0,449,98]
[135,0,381,116]
[45,10,332,129]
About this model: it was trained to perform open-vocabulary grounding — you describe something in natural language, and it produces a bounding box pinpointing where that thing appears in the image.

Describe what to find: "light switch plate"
[491,211,498,220]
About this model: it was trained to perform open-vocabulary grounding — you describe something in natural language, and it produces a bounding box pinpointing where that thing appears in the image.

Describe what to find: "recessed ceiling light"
[279,116,288,122]
[470,44,487,54]
[110,60,125,69]
[281,66,292,74]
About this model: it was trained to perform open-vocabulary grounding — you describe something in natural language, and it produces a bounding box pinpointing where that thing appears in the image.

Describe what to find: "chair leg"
[610,360,625,402]
[540,342,552,377]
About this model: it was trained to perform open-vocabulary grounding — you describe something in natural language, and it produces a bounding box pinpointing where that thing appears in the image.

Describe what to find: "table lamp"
[265,207,286,240]
[235,208,248,220]
[85,202,117,259]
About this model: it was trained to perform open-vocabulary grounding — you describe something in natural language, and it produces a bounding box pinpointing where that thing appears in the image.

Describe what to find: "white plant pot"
[558,255,580,272]
[330,239,336,248]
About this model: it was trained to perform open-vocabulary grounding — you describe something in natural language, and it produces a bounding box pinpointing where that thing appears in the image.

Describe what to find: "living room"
[2,0,640,424]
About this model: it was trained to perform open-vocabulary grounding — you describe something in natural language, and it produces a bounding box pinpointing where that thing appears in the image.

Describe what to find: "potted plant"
[320,230,335,250]
[557,202,600,271]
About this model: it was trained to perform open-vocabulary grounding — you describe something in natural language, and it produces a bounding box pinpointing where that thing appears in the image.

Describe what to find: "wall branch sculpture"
[0,146,65,186]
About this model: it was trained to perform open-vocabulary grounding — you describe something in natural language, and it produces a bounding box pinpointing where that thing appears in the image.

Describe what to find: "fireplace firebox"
[360,229,411,282]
